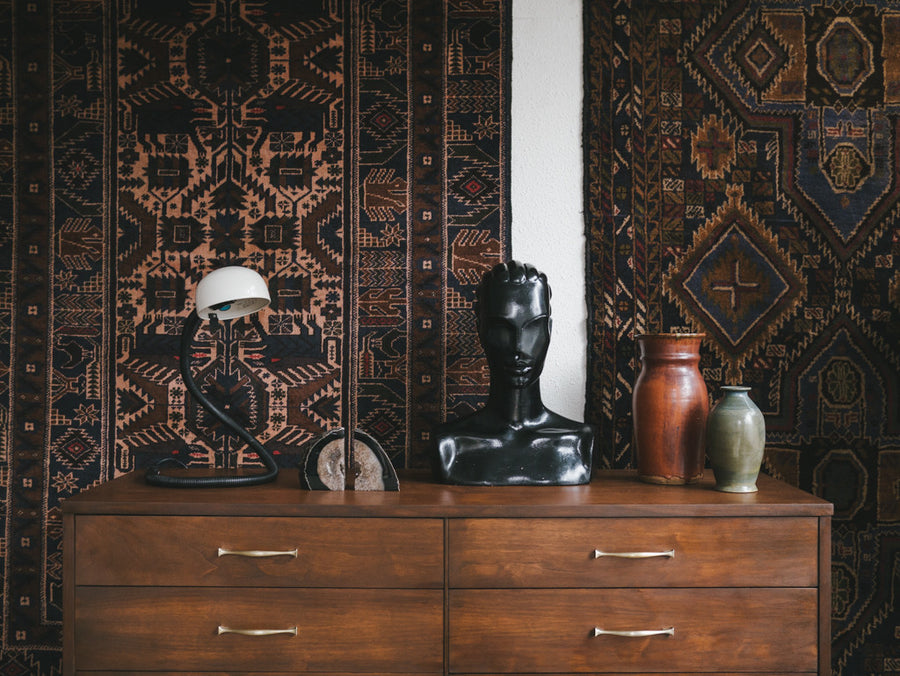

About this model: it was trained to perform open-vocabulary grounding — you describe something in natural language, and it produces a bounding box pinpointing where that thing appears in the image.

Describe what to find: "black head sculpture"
[431,260,594,485]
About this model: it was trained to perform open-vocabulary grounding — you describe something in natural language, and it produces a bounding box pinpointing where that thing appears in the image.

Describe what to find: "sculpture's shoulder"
[432,411,506,468]
[430,416,505,485]
[538,412,597,446]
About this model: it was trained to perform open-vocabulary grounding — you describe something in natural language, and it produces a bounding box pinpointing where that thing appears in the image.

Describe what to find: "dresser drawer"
[449,588,818,673]
[449,517,817,588]
[75,587,443,672]
[73,516,443,587]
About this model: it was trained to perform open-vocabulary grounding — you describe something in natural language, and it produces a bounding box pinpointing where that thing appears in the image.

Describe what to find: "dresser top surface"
[62,470,832,518]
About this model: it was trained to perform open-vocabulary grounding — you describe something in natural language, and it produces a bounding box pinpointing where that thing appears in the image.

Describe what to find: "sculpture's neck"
[486,380,546,425]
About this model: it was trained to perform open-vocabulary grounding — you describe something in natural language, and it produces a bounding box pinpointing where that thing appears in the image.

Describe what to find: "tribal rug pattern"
[585,1,899,673]
[1,0,510,671]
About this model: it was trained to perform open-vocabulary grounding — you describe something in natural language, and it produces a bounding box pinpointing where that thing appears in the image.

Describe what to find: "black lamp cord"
[145,311,279,487]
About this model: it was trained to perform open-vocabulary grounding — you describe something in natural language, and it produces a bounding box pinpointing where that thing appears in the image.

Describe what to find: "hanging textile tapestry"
[0,0,511,671]
[584,1,899,673]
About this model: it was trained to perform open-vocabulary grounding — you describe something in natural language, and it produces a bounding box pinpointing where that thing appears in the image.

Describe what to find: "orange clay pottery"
[632,333,708,484]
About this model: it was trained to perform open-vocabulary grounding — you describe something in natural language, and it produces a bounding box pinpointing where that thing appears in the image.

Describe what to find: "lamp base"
[300,428,399,491]
[144,309,279,489]
[146,458,280,488]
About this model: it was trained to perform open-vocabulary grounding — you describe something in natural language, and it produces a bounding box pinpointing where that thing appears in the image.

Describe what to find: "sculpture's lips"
[505,363,533,377]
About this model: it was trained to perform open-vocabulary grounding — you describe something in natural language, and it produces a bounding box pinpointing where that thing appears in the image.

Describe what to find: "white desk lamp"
[145,266,279,487]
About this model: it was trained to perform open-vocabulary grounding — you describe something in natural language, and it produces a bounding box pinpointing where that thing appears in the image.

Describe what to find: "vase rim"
[637,332,706,339]
[721,385,751,391]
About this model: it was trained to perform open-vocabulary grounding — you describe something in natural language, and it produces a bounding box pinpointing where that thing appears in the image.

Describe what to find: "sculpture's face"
[479,280,551,389]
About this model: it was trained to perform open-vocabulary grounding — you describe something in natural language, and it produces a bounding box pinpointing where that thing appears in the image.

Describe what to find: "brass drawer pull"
[593,627,675,638]
[218,625,298,637]
[592,548,675,559]
[217,547,299,558]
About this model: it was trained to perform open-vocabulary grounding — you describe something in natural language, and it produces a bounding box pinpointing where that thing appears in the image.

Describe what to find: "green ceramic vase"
[706,386,766,493]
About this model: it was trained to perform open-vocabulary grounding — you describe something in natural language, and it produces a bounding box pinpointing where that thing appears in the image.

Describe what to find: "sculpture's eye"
[518,316,549,354]
[482,316,549,358]
[484,320,515,349]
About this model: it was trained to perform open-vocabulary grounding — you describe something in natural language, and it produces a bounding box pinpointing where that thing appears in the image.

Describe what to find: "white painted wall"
[511,0,587,420]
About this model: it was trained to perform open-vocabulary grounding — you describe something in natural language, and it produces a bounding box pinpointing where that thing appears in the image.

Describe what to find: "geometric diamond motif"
[53,429,98,469]
[187,16,269,102]
[452,168,495,202]
[665,188,805,379]
[683,223,790,344]
[366,106,401,134]
[691,114,736,179]
[736,23,789,95]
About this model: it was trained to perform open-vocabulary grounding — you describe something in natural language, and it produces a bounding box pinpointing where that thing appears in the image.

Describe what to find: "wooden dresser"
[63,470,832,675]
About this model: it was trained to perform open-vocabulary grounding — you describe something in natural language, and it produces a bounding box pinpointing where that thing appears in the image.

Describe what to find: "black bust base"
[432,413,595,486]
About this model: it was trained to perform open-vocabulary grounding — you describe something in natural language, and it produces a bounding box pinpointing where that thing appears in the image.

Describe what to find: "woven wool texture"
[0,1,510,670]
[584,1,899,673]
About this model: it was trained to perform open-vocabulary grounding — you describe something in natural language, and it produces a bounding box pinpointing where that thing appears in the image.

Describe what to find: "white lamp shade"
[194,266,271,320]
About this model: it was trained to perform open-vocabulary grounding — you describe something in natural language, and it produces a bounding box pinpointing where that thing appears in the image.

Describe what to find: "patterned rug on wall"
[1,0,510,671]
[584,1,899,673]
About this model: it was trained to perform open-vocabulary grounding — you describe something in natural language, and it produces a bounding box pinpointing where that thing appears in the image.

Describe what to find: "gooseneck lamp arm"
[145,266,279,488]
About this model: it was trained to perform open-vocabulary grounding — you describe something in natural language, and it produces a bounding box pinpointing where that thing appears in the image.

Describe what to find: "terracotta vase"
[632,333,708,484]
[706,386,766,493]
